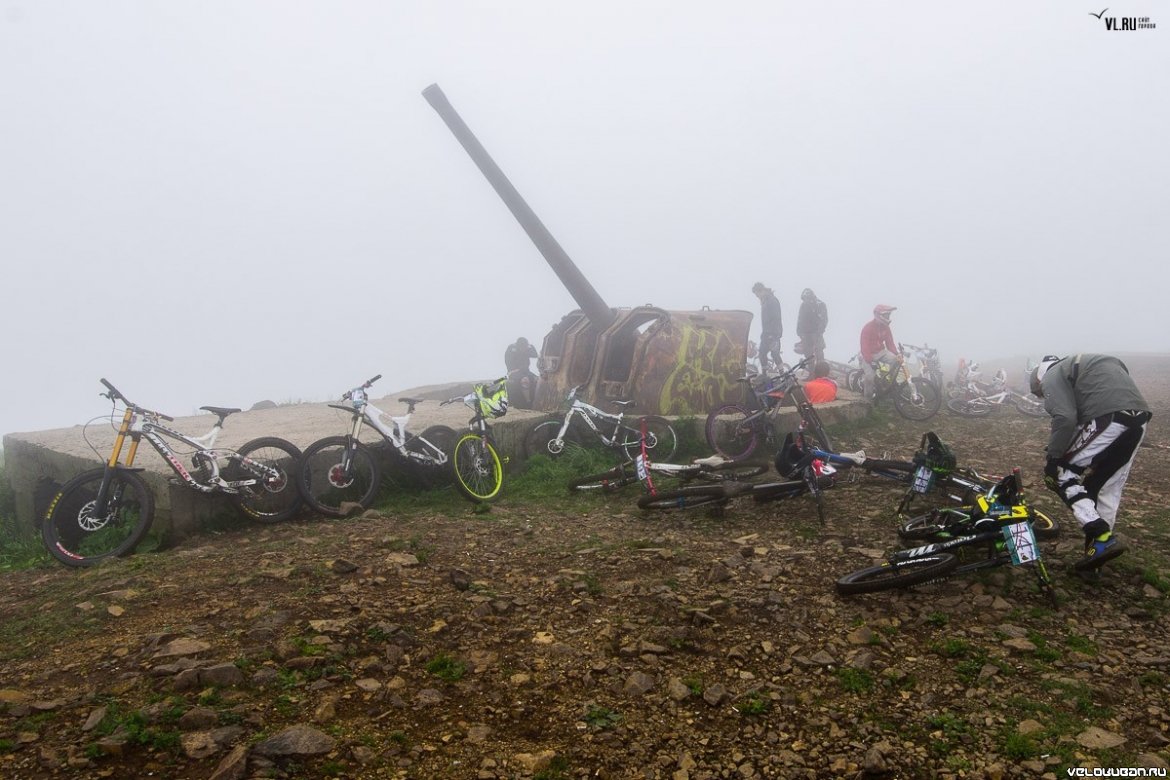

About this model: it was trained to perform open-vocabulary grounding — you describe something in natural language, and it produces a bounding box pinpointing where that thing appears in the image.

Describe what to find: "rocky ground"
[1,356,1169,780]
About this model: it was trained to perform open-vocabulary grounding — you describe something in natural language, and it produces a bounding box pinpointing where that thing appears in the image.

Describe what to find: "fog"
[1,1,1167,438]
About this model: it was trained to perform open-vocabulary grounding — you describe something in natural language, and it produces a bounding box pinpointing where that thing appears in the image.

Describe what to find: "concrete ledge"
[3,392,868,544]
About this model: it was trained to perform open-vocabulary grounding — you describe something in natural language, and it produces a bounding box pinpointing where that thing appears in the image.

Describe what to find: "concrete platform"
[3,385,868,545]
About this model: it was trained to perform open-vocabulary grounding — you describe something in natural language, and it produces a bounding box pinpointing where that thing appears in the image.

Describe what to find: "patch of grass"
[930,638,973,658]
[682,675,704,696]
[925,612,949,628]
[999,730,1038,760]
[92,705,182,754]
[0,738,15,753]
[512,447,624,502]
[584,705,622,730]
[1025,631,1061,662]
[581,572,602,596]
[736,691,770,716]
[1064,632,1098,656]
[1140,566,1170,594]
[837,668,874,693]
[425,653,466,682]
[388,730,408,746]
[534,756,572,780]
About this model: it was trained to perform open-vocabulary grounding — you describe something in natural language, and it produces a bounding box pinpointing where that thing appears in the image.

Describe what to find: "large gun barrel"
[422,84,615,330]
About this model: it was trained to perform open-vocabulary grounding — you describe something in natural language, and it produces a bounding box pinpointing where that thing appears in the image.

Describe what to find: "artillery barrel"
[422,84,615,330]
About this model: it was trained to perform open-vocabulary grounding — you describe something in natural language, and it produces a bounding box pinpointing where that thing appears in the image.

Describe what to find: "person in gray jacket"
[1030,354,1151,571]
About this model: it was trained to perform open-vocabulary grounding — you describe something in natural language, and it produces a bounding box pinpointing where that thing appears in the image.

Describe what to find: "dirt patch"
[2,356,1169,779]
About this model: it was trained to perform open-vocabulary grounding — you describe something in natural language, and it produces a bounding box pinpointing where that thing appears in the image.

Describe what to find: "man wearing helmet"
[796,288,829,362]
[752,282,784,373]
[859,305,898,400]
[1030,354,1151,571]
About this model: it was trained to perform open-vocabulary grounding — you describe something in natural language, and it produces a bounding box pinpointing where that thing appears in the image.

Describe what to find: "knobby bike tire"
[568,465,638,492]
[637,485,728,511]
[836,553,959,595]
[704,405,759,461]
[897,508,1060,542]
[893,377,942,421]
[623,415,678,462]
[751,474,835,504]
[42,467,155,567]
[800,404,833,453]
[298,436,381,518]
[452,434,504,502]
[229,437,304,524]
[946,397,993,418]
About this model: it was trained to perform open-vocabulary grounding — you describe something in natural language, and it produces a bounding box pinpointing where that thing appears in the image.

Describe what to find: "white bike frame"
[335,387,448,466]
[551,387,630,449]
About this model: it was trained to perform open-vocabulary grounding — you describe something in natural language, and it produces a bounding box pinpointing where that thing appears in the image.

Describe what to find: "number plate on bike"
[635,454,649,481]
[1002,522,1039,565]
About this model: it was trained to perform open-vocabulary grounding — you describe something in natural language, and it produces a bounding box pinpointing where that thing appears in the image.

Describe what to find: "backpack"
[912,431,956,474]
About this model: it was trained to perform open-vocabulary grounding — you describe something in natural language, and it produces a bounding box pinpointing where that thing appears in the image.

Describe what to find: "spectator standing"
[1030,354,1151,571]
[859,304,899,400]
[796,288,828,362]
[504,337,539,408]
[752,282,783,372]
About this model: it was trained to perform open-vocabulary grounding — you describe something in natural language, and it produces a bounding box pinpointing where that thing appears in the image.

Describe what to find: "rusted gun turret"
[423,84,751,415]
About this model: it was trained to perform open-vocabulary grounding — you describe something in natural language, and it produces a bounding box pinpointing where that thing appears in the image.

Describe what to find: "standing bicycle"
[704,357,833,461]
[524,385,677,463]
[42,379,303,567]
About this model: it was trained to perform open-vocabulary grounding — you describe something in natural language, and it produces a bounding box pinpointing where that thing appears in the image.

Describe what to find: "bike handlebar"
[99,378,174,421]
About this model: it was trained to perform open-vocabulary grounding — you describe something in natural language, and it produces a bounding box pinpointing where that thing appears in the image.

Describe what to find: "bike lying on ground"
[637,431,836,520]
[42,379,303,567]
[298,375,509,515]
[524,385,677,463]
[704,357,833,462]
[836,470,1056,603]
[946,366,1047,418]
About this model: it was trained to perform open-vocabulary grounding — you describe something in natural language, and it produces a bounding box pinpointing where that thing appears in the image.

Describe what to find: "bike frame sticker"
[1002,521,1038,565]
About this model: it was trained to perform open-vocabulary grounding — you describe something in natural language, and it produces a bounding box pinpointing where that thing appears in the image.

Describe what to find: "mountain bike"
[809,432,997,518]
[442,378,510,503]
[524,385,677,463]
[867,356,942,421]
[568,454,767,494]
[836,470,1056,604]
[638,431,836,519]
[704,357,833,462]
[42,379,303,567]
[297,375,465,516]
[900,342,944,388]
[946,368,1047,418]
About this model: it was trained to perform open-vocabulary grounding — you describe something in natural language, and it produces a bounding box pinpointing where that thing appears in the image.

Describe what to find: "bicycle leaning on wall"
[42,379,304,567]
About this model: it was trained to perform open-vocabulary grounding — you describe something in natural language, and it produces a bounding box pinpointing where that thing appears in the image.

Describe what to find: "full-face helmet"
[873,304,896,324]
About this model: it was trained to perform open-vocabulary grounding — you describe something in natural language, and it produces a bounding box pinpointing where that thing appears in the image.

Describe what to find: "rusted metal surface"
[424,83,751,415]
[536,306,753,415]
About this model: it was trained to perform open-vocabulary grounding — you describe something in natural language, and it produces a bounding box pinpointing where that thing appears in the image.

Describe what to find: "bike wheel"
[702,464,769,481]
[298,436,380,518]
[846,369,864,393]
[229,437,304,524]
[452,434,504,502]
[897,508,972,541]
[1014,395,1048,418]
[836,553,959,595]
[946,397,993,418]
[637,485,728,511]
[893,377,942,421]
[42,467,155,567]
[623,416,678,462]
[568,465,637,492]
[705,405,759,461]
[524,419,578,459]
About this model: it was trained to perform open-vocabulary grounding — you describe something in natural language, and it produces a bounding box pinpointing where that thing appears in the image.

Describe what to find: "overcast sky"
[1,1,1166,438]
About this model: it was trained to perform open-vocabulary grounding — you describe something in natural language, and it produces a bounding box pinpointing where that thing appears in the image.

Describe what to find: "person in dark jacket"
[752,282,783,372]
[795,288,828,362]
[1030,354,1151,571]
[505,337,539,408]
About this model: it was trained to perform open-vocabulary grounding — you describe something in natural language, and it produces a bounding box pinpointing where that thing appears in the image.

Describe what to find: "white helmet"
[1029,355,1061,397]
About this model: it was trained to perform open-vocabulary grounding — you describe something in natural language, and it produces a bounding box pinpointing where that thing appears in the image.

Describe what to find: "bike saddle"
[611,399,635,408]
[200,406,241,420]
[398,397,424,407]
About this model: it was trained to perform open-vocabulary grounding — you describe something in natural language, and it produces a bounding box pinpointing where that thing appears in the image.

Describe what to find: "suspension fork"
[94,408,138,514]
